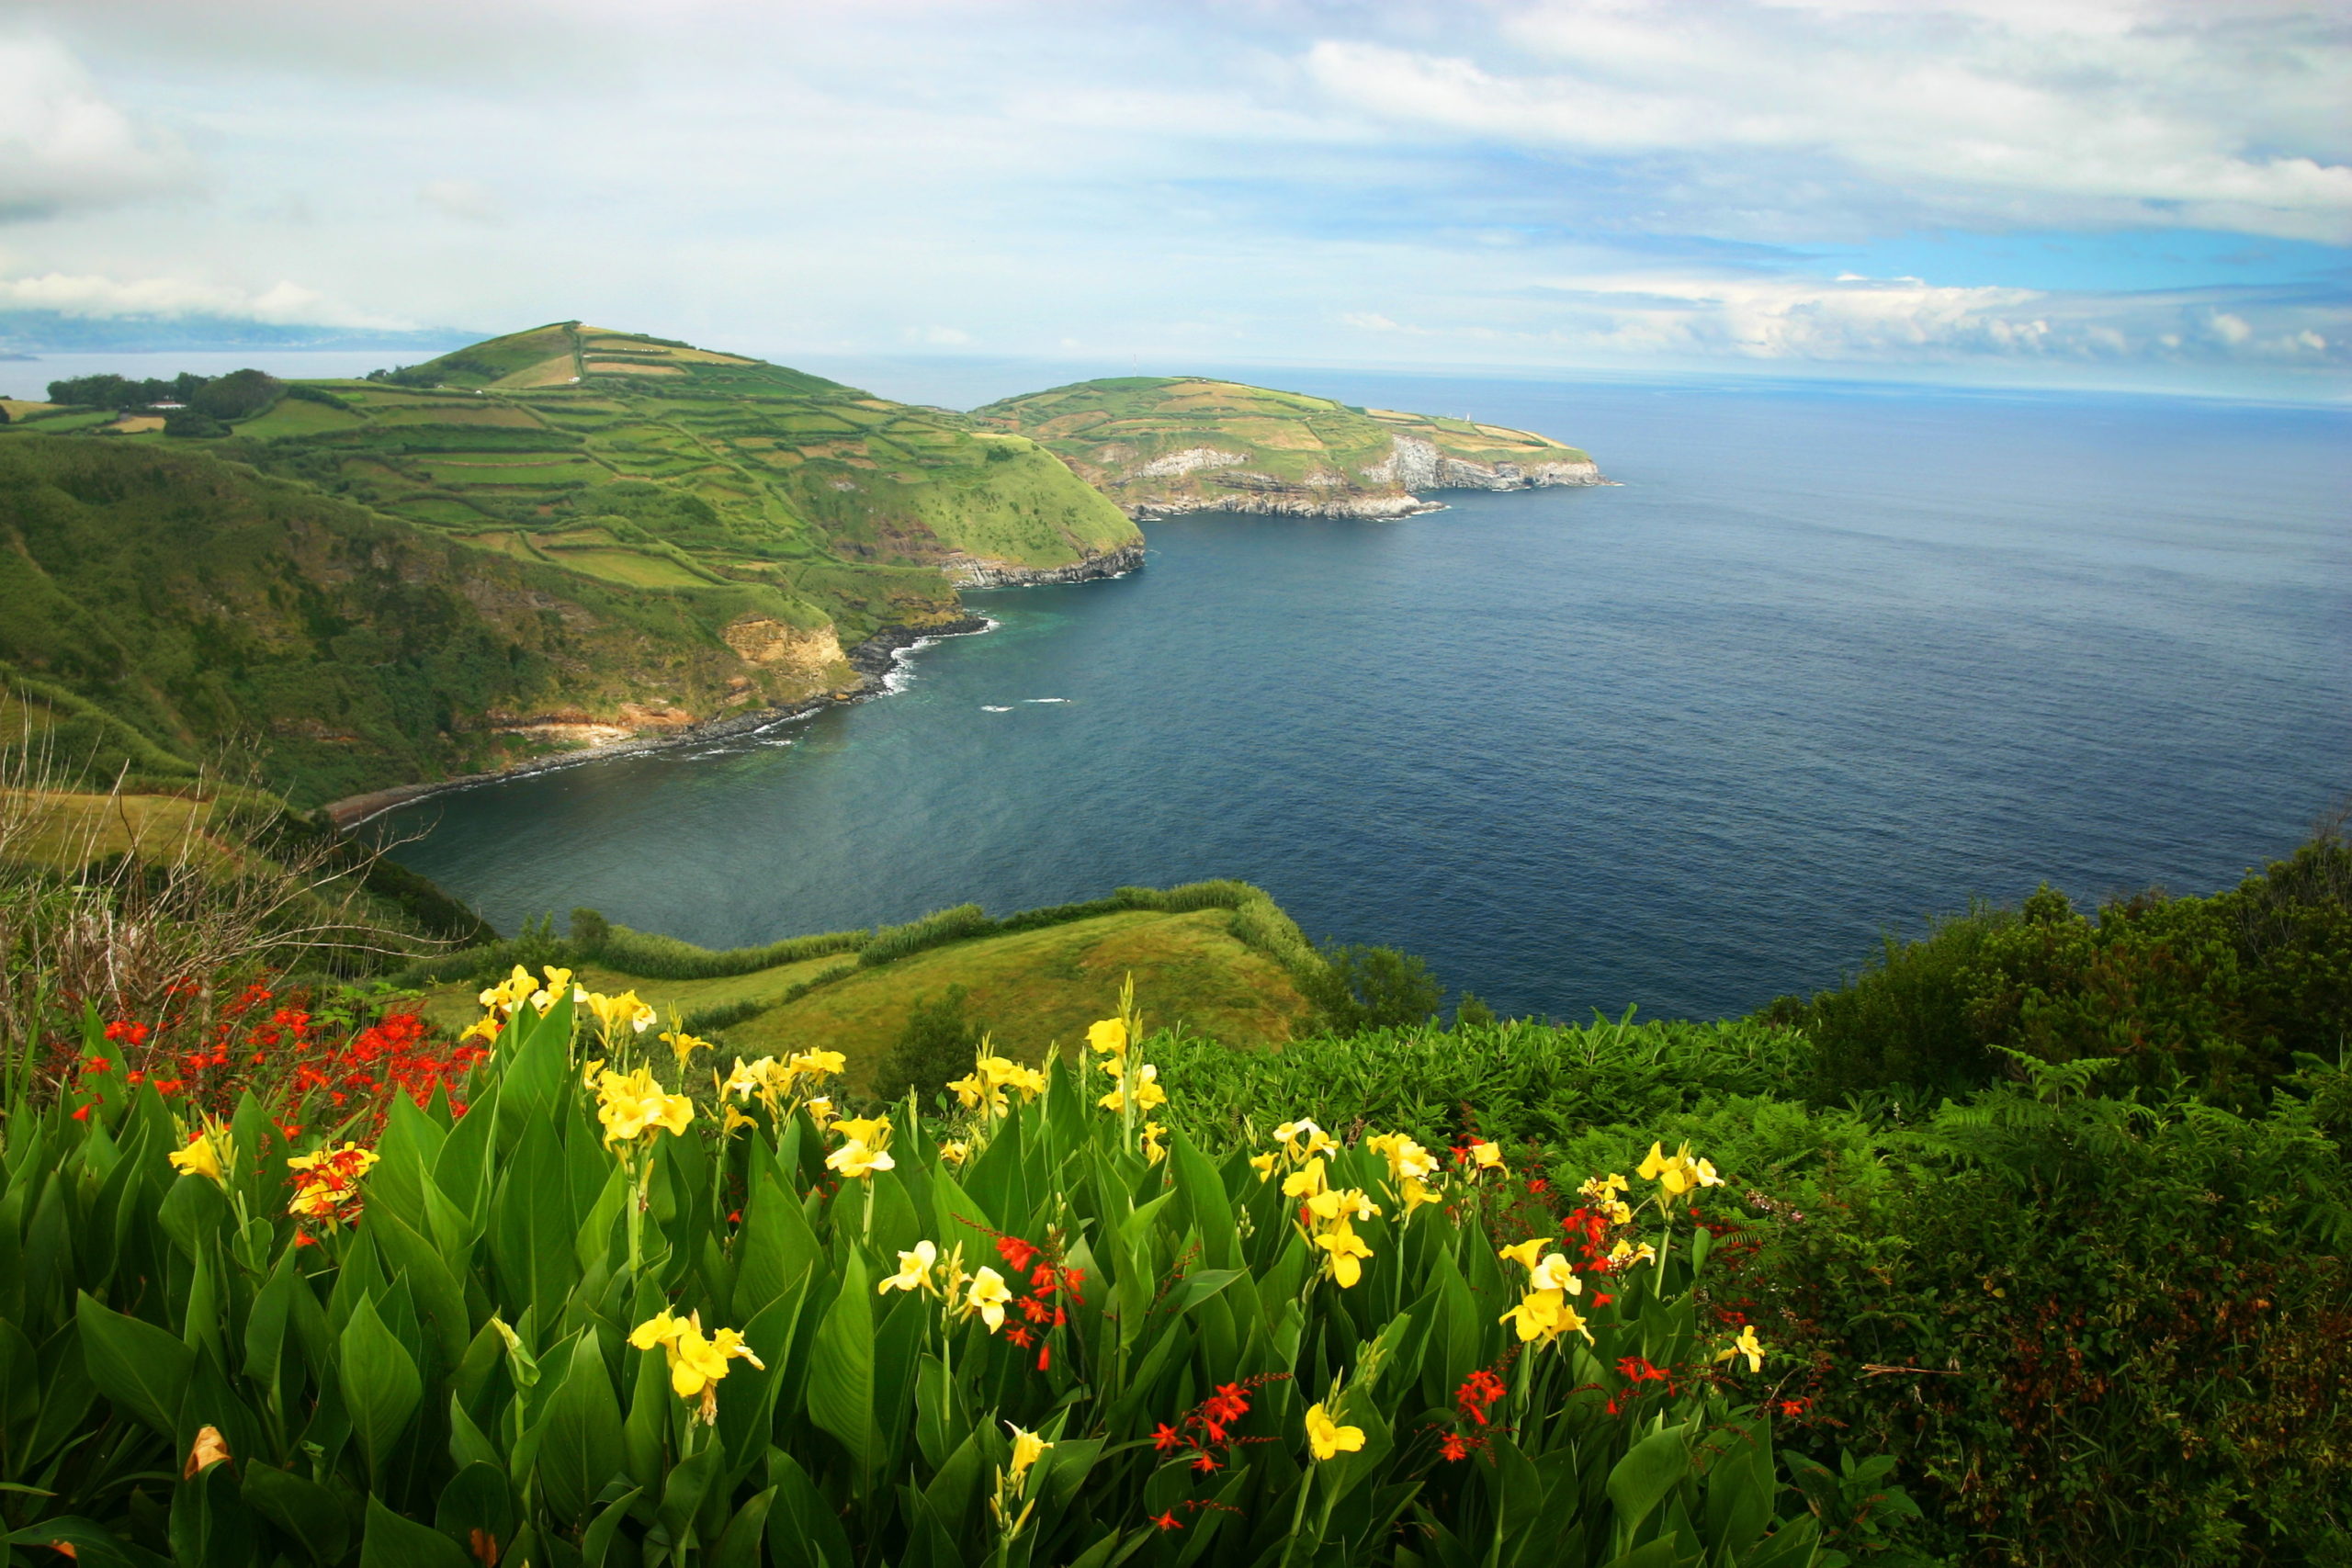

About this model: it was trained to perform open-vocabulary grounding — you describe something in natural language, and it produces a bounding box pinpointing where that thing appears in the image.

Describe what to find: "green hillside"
[973,375,1603,518]
[0,324,1143,807]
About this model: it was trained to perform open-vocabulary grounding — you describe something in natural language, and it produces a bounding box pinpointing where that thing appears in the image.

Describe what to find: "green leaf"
[581,1485,644,1568]
[535,1330,627,1527]
[1170,1127,1241,1269]
[807,1248,876,1472]
[74,1292,193,1440]
[712,1484,777,1568]
[1,1517,159,1568]
[241,1461,352,1567]
[767,1448,853,1568]
[338,1293,424,1483]
[435,1461,519,1566]
[361,1494,469,1568]
[1606,1422,1692,1532]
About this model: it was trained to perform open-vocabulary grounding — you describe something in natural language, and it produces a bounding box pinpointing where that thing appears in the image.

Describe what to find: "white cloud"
[0,34,193,220]
[0,267,407,328]
[418,179,500,223]
[1305,2,2352,243]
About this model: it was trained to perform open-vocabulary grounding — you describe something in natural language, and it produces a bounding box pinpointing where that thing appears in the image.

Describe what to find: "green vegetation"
[0,322,1143,811]
[974,377,1595,516]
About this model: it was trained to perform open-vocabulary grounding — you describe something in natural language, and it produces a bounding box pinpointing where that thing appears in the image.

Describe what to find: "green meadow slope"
[0,324,1141,807]
[974,376,1603,519]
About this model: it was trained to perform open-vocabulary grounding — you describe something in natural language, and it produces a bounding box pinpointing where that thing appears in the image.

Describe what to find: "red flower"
[1150,1512,1182,1531]
[1191,1451,1221,1473]
[996,1235,1040,1273]
[1153,1423,1183,1452]
[1005,1326,1033,1348]
[1441,1433,1472,1462]
[1455,1368,1508,1426]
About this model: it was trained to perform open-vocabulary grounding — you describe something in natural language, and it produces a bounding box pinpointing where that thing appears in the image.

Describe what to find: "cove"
[382,374,2352,1021]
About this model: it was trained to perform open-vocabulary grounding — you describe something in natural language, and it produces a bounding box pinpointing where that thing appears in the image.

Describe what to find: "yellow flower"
[1305,1187,1379,1224]
[540,964,574,1001]
[1140,1122,1167,1165]
[880,1240,939,1295]
[1500,1288,1590,1346]
[941,1140,970,1167]
[1638,1141,1721,1197]
[965,1266,1012,1330]
[1304,1402,1364,1461]
[1315,1221,1374,1288]
[1609,1238,1657,1269]
[458,1013,500,1044]
[1498,1238,1545,1271]
[805,1097,837,1129]
[1399,1176,1442,1213]
[947,1072,1001,1114]
[827,1139,896,1179]
[168,1123,232,1186]
[581,1055,605,1089]
[1282,1156,1329,1201]
[1467,1140,1504,1170]
[788,1049,847,1080]
[1715,1325,1766,1373]
[479,964,537,1012]
[628,1308,685,1351]
[1528,1252,1582,1294]
[1373,1134,1437,1182]
[633,1310,763,1422]
[833,1114,890,1146]
[1578,1172,1630,1203]
[1096,1063,1166,1113]
[1007,1423,1051,1483]
[1086,1017,1127,1057]
[720,1103,758,1138]
[584,988,656,1039]
[1275,1119,1337,1157]
[661,1029,711,1073]
[1250,1151,1279,1183]
[723,1056,777,1100]
[595,1067,694,1145]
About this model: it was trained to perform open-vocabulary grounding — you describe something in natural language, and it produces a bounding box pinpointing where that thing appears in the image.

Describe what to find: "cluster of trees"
[46,367,283,431]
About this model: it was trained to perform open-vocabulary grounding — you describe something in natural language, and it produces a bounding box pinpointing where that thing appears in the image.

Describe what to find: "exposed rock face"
[1357,434,1604,494]
[942,542,1147,587]
[1116,434,1608,520]
[720,616,846,674]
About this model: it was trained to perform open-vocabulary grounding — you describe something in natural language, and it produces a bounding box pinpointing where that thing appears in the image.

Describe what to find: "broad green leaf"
[807,1248,876,1472]
[338,1293,423,1484]
[360,1494,469,1568]
[535,1330,627,1526]
[74,1292,192,1441]
[240,1461,350,1567]
[711,1485,777,1568]
[1606,1422,1692,1533]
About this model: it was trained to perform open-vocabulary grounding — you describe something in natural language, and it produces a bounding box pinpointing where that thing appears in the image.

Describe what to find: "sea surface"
[378,373,2349,1021]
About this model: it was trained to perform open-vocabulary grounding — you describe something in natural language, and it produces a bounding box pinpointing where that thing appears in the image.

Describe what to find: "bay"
[383,373,2352,1021]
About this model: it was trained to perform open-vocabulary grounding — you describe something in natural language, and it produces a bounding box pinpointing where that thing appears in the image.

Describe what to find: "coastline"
[321,615,992,830]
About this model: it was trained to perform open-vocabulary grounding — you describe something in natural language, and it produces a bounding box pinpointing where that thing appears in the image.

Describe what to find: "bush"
[869,983,989,1106]
[1790,827,2352,1108]
[1297,942,1444,1032]
[163,408,229,438]
[188,367,282,422]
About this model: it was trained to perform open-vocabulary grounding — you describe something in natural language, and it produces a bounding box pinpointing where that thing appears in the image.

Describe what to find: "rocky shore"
[1114,451,1609,522]
[321,615,992,829]
[943,542,1147,587]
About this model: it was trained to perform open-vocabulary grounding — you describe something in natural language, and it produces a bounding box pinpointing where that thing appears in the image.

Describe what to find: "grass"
[535,547,716,588]
[0,788,241,871]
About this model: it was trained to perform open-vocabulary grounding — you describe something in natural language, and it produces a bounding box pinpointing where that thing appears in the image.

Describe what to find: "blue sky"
[0,0,2345,399]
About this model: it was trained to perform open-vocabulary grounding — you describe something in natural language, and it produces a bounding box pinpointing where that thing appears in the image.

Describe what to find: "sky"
[1,0,2346,400]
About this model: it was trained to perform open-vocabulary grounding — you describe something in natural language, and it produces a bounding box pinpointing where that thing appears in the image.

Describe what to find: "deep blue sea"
[381,373,2351,1021]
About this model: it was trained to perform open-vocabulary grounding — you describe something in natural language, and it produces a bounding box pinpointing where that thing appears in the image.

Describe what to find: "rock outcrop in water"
[973,377,1606,521]
[942,542,1147,586]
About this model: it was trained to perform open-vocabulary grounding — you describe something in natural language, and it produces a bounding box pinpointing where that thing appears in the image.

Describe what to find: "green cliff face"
[973,376,1602,519]
[0,324,1144,807]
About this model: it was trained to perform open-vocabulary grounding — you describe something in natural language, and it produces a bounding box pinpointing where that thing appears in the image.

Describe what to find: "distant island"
[976,376,1605,518]
[0,321,1603,816]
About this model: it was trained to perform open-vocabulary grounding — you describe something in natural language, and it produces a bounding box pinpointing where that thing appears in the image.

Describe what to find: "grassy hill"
[409,881,1318,1089]
[973,376,1603,519]
[0,324,1141,807]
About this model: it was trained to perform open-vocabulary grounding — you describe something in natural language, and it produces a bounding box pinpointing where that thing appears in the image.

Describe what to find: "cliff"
[971,377,1604,520]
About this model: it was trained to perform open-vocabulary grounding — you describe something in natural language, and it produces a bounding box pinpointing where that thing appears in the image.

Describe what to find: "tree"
[189,368,281,422]
[871,985,989,1108]
[1299,942,1444,1034]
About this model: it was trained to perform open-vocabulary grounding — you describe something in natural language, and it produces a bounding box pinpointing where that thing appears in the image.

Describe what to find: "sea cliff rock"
[942,542,1147,587]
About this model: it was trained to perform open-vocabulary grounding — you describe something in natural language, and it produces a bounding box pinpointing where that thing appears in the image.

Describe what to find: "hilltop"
[0,323,1141,807]
[974,375,1604,519]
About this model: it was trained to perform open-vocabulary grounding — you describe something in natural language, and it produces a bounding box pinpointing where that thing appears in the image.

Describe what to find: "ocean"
[379,371,2350,1021]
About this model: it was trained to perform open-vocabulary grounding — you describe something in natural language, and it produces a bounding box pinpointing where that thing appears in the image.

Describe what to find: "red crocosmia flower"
[1153,1423,1182,1452]
[1191,1451,1220,1473]
[996,1235,1040,1272]
[1441,1433,1472,1462]
[1005,1326,1032,1348]
[71,1102,93,1122]
[1035,1342,1051,1372]
[1151,1512,1182,1531]
[1455,1369,1508,1426]
[1592,1293,1614,1307]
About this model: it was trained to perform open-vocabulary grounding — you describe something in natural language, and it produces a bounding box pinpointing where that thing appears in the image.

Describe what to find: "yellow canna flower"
[1639,1141,1720,1197]
[459,1013,501,1044]
[1498,1238,1545,1271]
[965,1266,1012,1331]
[1306,1187,1380,1224]
[168,1122,232,1186]
[1399,1175,1442,1213]
[947,1072,1000,1114]
[720,1104,758,1138]
[540,964,574,999]
[1467,1140,1504,1170]
[584,988,657,1040]
[826,1139,895,1179]
[581,1055,606,1089]
[633,1310,763,1423]
[661,1029,712,1073]
[1282,1156,1329,1201]
[879,1240,938,1296]
[941,1140,970,1167]
[1609,1238,1657,1269]
[832,1114,890,1146]
[805,1097,837,1129]
[1528,1252,1582,1294]
[788,1049,847,1080]
[1315,1221,1374,1288]
[1304,1402,1364,1461]
[1086,1017,1127,1057]
[1140,1122,1167,1165]
[723,1056,775,1100]
[628,1308,685,1351]
[1250,1151,1279,1182]
[1714,1324,1766,1373]
[1578,1172,1630,1203]
[595,1066,694,1146]
[1500,1288,1590,1347]
[1007,1423,1051,1483]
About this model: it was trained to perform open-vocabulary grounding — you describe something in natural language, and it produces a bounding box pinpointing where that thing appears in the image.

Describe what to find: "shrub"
[1297,942,1445,1033]
[163,408,229,438]
[188,367,283,422]
[869,983,989,1106]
